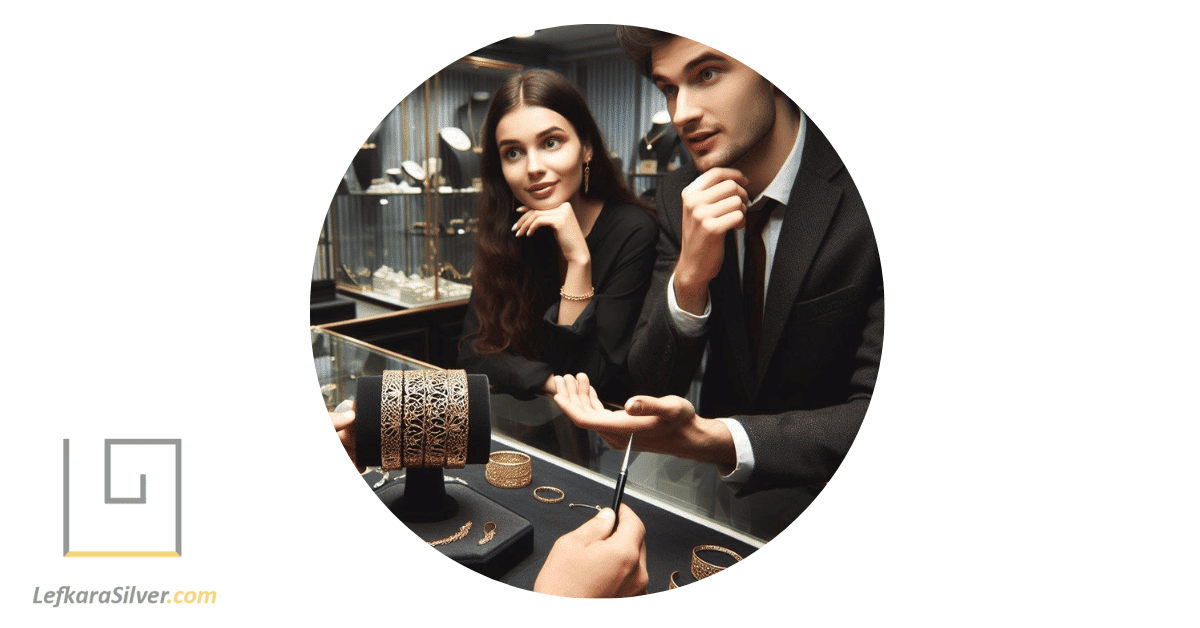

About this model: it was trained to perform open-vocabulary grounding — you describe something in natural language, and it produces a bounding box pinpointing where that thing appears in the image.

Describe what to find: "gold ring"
[668,571,680,589]
[485,451,531,488]
[690,545,744,580]
[533,486,565,503]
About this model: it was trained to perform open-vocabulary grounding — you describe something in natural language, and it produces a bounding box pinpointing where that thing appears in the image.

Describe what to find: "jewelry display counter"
[363,437,759,592]
[315,304,466,370]
[314,328,776,592]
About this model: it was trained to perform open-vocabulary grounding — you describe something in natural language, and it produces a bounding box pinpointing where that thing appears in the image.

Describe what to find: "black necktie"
[743,201,773,364]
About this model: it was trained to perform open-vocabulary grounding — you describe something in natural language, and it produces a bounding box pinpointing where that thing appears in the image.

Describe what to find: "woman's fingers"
[512,207,569,237]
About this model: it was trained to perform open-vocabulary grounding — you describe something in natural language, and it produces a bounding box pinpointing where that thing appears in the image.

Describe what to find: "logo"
[62,439,182,557]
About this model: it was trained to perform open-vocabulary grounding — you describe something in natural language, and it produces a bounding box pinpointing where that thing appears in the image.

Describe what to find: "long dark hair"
[466,69,648,358]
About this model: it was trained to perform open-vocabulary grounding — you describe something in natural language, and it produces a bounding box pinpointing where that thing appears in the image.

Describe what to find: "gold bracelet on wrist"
[559,286,594,301]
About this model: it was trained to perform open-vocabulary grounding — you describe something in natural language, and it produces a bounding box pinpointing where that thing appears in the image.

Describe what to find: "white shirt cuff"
[667,273,710,337]
[715,418,755,484]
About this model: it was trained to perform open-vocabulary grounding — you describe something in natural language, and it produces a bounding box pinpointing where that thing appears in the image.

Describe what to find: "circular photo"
[311,24,883,597]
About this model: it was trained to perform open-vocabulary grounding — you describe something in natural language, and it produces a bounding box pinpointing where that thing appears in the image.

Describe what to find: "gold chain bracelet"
[559,286,594,301]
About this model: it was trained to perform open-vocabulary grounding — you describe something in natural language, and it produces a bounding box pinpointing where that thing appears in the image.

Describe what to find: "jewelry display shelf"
[338,282,470,311]
[320,56,522,313]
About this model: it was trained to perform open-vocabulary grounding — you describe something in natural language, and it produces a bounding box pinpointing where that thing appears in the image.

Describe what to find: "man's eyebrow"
[652,52,728,84]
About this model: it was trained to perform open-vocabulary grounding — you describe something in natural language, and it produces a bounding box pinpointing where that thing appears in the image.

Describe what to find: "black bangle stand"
[354,372,534,578]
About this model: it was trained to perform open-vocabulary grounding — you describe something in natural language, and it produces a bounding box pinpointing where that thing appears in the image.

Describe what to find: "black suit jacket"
[628,118,884,496]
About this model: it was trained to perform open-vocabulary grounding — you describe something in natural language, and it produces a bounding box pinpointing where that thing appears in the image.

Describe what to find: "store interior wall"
[318,25,671,284]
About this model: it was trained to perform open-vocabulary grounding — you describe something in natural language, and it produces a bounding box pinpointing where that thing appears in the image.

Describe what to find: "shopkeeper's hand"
[329,401,364,473]
[554,374,736,470]
[533,504,648,598]
[512,202,590,265]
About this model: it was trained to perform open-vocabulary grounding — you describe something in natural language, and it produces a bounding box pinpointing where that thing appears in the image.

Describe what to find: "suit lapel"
[753,126,844,393]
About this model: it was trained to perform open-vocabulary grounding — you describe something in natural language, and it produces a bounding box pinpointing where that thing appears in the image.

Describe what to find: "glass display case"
[323,57,523,309]
[312,327,806,547]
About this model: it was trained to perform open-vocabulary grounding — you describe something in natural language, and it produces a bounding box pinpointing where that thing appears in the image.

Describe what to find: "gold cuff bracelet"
[402,370,427,468]
[690,544,744,581]
[380,370,405,471]
[422,370,449,468]
[444,370,470,469]
[485,451,531,488]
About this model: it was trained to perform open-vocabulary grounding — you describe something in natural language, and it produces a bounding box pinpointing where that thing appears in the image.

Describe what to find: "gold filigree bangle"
[668,571,680,589]
[690,545,744,580]
[485,451,531,488]
[533,486,565,503]
[444,370,469,469]
[402,370,426,468]
[380,370,405,471]
[427,521,472,547]
[422,370,449,468]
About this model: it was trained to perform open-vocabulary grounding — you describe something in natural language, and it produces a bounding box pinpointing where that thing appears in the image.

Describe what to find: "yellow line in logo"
[65,552,181,558]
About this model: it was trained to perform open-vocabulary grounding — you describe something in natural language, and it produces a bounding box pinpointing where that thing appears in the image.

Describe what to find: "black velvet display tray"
[367,440,760,594]
[375,480,534,580]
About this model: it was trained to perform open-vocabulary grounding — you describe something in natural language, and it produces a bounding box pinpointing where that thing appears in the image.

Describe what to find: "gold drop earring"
[583,161,590,194]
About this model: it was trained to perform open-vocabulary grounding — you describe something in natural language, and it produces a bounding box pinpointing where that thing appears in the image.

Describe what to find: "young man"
[556,28,883,498]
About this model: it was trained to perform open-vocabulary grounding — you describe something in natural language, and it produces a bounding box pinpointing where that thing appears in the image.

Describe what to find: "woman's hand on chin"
[512,202,590,265]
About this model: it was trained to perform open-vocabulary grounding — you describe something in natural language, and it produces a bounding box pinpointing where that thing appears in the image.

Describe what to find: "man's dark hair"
[614,26,677,78]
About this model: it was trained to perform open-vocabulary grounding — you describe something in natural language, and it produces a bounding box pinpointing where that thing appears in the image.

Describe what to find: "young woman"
[457,69,657,403]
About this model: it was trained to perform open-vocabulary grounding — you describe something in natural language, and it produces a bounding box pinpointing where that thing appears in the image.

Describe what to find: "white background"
[3,1,1197,625]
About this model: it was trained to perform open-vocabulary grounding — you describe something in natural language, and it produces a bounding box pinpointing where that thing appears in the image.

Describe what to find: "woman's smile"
[496,105,592,210]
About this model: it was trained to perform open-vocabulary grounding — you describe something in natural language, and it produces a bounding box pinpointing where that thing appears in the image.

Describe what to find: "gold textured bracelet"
[690,545,744,581]
[559,286,595,301]
[485,451,531,488]
[402,370,427,469]
[443,369,470,469]
[422,370,449,468]
[380,370,405,471]
[533,486,565,503]
[427,521,472,547]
